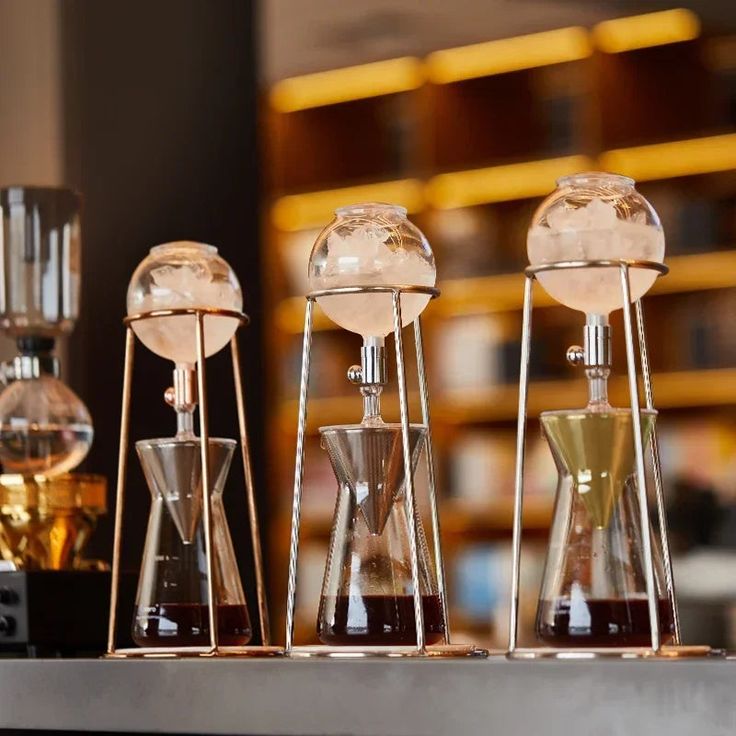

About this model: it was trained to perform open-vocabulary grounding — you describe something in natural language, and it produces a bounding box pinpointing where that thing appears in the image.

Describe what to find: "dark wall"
[60,0,265,634]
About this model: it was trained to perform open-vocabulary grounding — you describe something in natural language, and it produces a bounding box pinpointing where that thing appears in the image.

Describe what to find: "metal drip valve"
[567,315,612,409]
[348,337,387,423]
[164,365,198,436]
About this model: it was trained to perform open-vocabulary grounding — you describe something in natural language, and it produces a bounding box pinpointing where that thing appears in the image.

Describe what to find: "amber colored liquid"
[318,594,445,646]
[133,603,252,647]
[536,597,675,647]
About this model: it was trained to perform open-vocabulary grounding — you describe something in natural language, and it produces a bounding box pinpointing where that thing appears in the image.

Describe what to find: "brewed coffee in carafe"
[132,437,251,647]
[535,409,674,647]
[317,424,443,646]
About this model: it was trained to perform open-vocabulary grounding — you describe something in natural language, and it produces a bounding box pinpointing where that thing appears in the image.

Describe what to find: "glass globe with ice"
[527,173,664,315]
[127,241,242,364]
[308,203,436,337]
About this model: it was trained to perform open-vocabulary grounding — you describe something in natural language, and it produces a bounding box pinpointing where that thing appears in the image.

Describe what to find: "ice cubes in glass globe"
[308,204,436,338]
[527,173,665,315]
[127,241,242,364]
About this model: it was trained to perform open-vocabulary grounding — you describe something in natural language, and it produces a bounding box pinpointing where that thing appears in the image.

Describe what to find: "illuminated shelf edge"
[274,250,736,332]
[270,133,736,226]
[435,367,736,424]
[276,367,736,432]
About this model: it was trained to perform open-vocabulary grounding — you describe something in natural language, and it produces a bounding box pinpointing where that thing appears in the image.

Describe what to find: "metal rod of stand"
[196,313,218,652]
[414,316,450,644]
[285,298,314,653]
[393,290,426,653]
[107,327,136,655]
[231,334,271,646]
[620,266,661,653]
[508,275,534,654]
[635,299,681,646]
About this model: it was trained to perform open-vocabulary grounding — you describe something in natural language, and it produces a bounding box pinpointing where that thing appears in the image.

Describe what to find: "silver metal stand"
[507,259,708,659]
[285,285,482,658]
[106,307,279,658]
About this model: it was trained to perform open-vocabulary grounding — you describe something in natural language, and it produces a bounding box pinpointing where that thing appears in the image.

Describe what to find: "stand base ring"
[106,645,284,659]
[287,644,486,658]
[507,645,713,660]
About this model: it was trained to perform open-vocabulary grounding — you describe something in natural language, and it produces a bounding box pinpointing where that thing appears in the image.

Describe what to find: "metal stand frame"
[507,259,709,660]
[285,285,482,658]
[106,307,279,658]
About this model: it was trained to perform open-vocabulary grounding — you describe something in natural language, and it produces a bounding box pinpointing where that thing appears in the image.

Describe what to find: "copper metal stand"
[106,307,279,657]
[285,285,483,658]
[507,259,710,659]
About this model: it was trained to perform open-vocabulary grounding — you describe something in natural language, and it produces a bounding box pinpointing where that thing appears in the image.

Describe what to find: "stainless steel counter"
[0,656,734,735]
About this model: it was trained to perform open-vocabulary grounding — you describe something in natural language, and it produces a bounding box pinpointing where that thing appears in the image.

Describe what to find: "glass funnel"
[316,424,444,646]
[132,437,251,648]
[535,409,675,647]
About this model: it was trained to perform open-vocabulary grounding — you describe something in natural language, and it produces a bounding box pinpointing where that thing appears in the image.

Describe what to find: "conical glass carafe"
[316,423,444,646]
[535,408,675,647]
[132,437,251,648]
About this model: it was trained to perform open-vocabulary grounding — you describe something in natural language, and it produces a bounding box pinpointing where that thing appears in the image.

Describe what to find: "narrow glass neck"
[176,410,196,438]
[361,385,384,425]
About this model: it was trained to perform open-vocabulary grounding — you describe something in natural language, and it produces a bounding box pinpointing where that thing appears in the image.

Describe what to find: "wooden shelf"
[441,496,553,533]
[276,392,423,434]
[286,496,554,541]
[274,250,736,332]
[276,368,736,432]
[434,367,736,424]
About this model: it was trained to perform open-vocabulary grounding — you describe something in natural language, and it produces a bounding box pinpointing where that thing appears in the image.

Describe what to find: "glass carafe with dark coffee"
[527,173,676,649]
[307,204,445,648]
[127,242,251,649]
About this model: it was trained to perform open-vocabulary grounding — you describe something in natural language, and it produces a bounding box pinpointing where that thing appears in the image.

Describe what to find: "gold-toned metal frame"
[106,307,280,657]
[507,259,710,660]
[285,285,485,658]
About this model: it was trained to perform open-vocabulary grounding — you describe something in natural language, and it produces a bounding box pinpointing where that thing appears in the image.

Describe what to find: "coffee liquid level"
[537,598,675,647]
[133,603,251,647]
[318,594,445,645]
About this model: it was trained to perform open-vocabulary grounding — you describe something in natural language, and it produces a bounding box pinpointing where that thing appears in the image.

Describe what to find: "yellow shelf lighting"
[593,8,700,54]
[426,154,594,209]
[426,27,592,84]
[269,57,424,113]
[271,179,425,232]
[599,134,736,181]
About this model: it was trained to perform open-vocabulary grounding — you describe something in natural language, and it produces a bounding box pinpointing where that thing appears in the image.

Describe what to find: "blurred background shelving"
[263,8,736,650]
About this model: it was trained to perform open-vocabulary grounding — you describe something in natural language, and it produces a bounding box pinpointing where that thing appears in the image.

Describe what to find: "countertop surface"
[0,655,735,735]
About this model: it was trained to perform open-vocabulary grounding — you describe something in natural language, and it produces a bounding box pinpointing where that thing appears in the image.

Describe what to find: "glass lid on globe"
[511,172,706,657]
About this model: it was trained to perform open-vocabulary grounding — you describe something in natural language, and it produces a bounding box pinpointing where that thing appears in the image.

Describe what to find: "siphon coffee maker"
[107,241,276,657]
[0,186,111,656]
[508,172,708,658]
[286,203,480,657]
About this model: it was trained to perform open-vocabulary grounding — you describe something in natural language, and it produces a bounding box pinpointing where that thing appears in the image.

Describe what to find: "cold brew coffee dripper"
[287,203,483,656]
[107,241,275,657]
[507,172,707,657]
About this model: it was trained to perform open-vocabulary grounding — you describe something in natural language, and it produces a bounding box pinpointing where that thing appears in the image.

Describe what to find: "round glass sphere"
[527,173,665,315]
[0,375,93,478]
[307,203,436,337]
[127,241,242,363]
